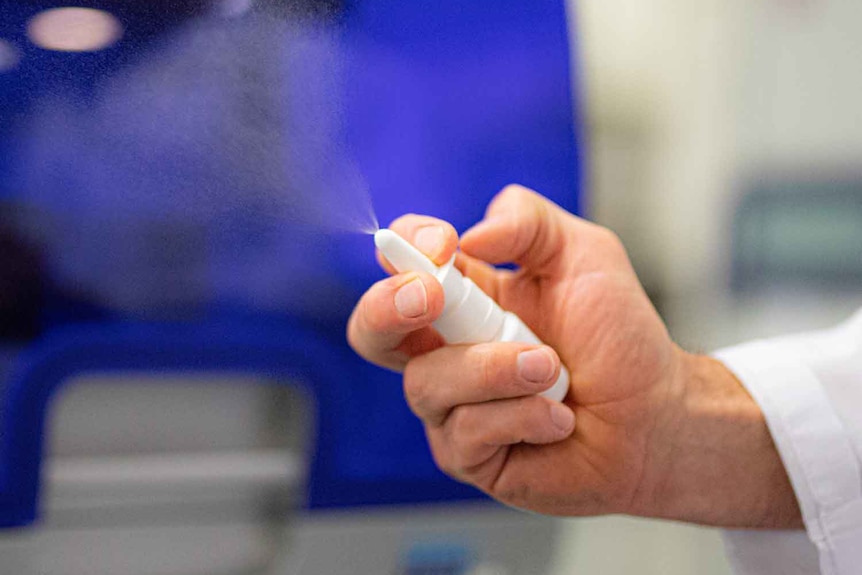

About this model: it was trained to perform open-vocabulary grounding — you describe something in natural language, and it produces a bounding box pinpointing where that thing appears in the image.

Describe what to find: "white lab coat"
[714,308,862,575]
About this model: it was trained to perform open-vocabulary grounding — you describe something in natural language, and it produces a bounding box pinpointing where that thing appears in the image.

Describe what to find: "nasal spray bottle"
[374,228,569,402]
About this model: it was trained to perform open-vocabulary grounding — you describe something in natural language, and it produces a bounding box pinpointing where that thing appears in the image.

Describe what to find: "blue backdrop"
[0,0,582,525]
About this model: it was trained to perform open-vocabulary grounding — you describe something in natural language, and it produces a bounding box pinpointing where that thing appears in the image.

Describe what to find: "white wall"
[573,0,743,300]
[555,0,862,573]
[735,0,862,168]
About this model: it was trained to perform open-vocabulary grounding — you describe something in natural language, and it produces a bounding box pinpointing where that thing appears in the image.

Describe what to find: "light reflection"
[27,7,123,53]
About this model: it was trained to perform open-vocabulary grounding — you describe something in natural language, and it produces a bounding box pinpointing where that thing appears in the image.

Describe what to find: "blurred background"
[0,0,860,573]
[565,0,862,572]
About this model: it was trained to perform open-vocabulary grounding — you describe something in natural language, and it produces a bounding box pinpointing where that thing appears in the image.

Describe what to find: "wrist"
[634,349,802,528]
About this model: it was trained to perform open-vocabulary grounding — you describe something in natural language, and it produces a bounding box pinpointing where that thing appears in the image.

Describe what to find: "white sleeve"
[713,309,862,575]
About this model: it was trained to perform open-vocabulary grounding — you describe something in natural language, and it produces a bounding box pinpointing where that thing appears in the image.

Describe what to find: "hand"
[348,185,801,528]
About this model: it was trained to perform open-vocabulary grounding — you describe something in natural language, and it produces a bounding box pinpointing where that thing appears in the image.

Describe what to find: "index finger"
[383,213,510,303]
[377,215,459,274]
[347,271,446,371]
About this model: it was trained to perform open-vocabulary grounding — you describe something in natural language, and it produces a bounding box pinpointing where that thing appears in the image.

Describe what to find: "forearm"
[635,351,803,528]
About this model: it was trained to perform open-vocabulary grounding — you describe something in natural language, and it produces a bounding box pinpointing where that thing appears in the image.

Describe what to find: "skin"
[347,184,802,529]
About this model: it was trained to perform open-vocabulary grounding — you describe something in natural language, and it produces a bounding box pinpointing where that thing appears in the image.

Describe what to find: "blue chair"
[0,0,582,527]
[0,319,489,527]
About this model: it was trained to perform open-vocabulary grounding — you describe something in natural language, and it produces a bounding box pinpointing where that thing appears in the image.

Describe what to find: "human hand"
[348,185,801,528]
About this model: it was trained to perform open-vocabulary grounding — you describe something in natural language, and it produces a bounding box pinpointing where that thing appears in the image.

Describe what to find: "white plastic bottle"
[374,229,569,402]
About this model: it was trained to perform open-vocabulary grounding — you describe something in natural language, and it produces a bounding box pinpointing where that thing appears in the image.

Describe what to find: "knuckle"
[446,408,484,468]
[431,443,454,475]
[467,343,504,391]
[447,447,477,480]
[596,226,625,255]
[499,183,531,199]
[447,404,476,440]
[427,433,471,482]
[402,361,432,416]
[489,185,531,217]
[427,438,457,477]
[432,452,455,477]
[491,473,533,507]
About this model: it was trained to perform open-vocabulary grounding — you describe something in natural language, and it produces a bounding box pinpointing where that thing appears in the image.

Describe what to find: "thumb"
[460,185,585,274]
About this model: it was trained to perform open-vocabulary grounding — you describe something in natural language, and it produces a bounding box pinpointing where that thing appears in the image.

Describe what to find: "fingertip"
[416,270,446,321]
[459,221,519,269]
[413,225,451,264]
[460,215,508,249]
[549,402,576,436]
[359,271,445,336]
[393,276,428,319]
[461,185,569,272]
[389,271,446,322]
[459,185,538,263]
[388,215,459,265]
[487,184,540,222]
[516,346,560,389]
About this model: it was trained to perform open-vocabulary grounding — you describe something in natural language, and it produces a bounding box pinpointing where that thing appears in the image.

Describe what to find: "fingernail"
[517,348,556,384]
[395,278,428,318]
[550,403,575,432]
[414,226,445,259]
